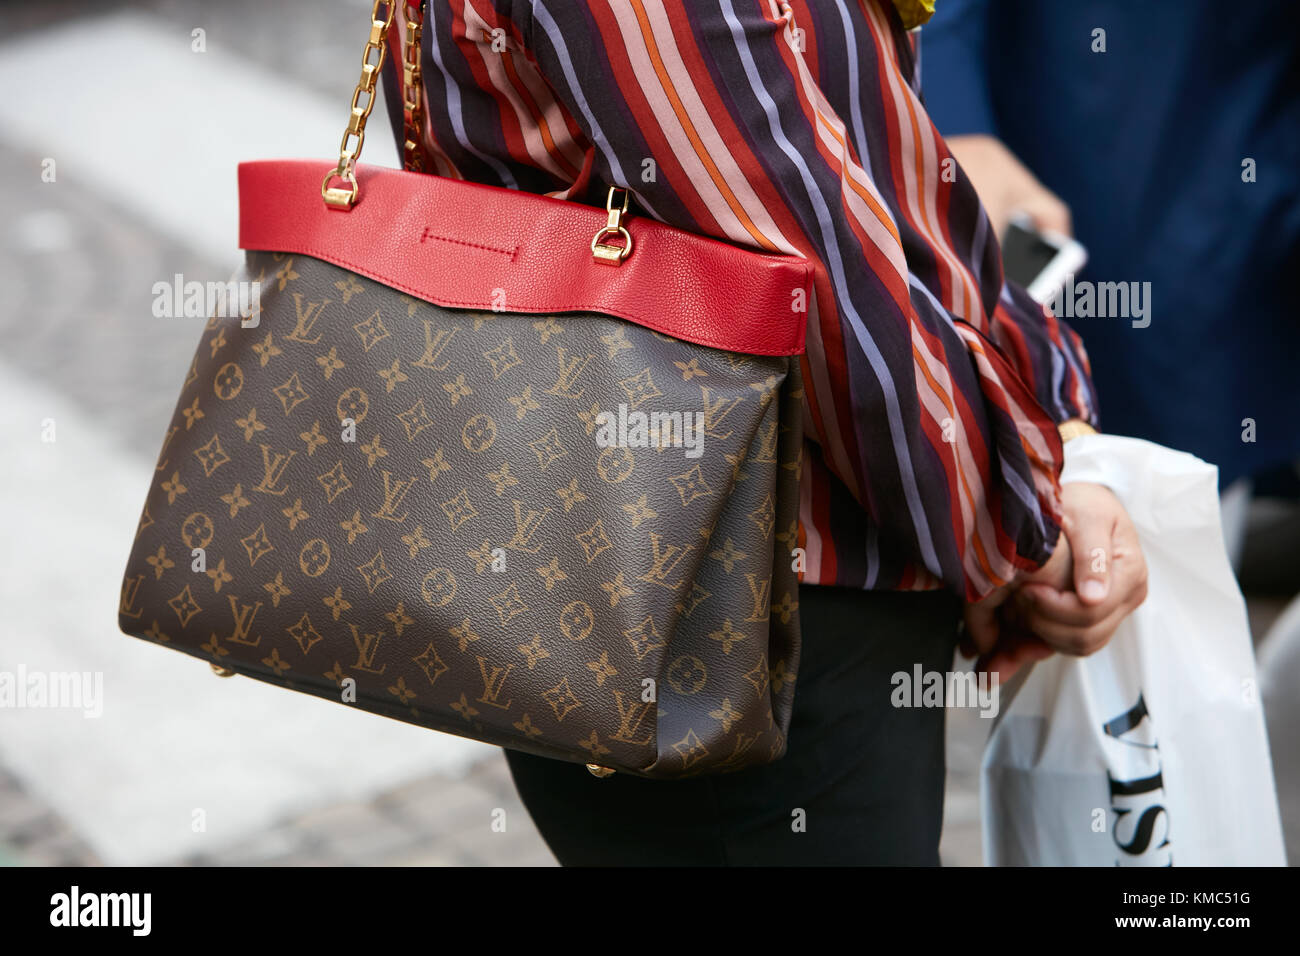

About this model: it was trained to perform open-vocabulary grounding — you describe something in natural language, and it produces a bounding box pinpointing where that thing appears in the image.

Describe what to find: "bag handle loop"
[321,1,634,267]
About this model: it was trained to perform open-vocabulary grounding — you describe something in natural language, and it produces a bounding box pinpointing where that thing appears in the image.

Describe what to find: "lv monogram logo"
[752,420,780,464]
[700,385,745,441]
[348,624,387,675]
[546,346,596,399]
[718,730,762,768]
[285,293,331,345]
[476,656,515,710]
[610,689,655,745]
[154,425,179,473]
[638,532,694,591]
[744,573,771,623]
[254,443,297,496]
[504,500,552,554]
[226,595,264,646]
[411,321,459,371]
[372,471,418,523]
[119,574,145,620]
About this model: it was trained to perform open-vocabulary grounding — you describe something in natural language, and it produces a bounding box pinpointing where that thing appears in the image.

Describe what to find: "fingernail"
[1081,579,1108,601]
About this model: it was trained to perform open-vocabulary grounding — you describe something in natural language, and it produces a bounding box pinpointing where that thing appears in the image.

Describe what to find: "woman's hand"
[1014,482,1149,656]
[962,482,1148,678]
[946,134,1073,240]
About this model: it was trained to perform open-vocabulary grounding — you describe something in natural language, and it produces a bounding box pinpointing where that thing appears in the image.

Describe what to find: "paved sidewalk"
[0,744,981,867]
[176,755,556,867]
[0,710,989,867]
[0,769,102,867]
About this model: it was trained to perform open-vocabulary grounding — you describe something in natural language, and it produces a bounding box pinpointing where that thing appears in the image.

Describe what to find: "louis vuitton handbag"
[118,1,809,778]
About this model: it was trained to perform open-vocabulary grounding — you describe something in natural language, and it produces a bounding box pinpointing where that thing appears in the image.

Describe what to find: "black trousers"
[505,584,963,865]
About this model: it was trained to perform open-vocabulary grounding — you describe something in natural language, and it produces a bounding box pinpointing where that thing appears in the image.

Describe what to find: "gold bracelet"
[1058,419,1099,443]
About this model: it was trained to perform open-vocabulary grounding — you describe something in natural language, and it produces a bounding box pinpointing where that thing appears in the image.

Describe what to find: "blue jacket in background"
[920,0,1300,485]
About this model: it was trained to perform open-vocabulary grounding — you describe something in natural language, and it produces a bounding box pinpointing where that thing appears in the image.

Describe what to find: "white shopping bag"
[981,434,1287,866]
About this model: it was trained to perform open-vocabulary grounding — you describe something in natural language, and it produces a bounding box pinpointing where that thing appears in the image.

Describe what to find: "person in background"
[921,0,1300,520]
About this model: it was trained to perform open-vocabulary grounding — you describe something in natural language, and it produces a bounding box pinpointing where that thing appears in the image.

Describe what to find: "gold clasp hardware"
[586,763,616,778]
[591,187,633,264]
[321,166,359,208]
[210,663,238,678]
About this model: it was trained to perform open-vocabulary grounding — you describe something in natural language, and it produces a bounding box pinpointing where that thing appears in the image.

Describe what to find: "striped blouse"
[382,0,1099,602]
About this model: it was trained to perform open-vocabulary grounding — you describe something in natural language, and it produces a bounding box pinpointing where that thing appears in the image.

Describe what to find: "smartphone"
[1000,213,1088,305]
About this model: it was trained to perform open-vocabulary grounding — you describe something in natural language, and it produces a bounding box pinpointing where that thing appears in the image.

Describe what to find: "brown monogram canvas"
[119,250,803,778]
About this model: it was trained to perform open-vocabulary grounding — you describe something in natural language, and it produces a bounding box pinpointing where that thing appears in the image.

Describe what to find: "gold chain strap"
[401,1,427,173]
[322,0,631,268]
[322,0,397,209]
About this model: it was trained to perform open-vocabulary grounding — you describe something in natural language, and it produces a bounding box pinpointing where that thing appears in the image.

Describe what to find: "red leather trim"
[238,160,809,356]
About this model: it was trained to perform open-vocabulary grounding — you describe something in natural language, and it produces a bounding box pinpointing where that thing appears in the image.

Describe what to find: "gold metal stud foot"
[210,663,238,678]
[586,763,616,778]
